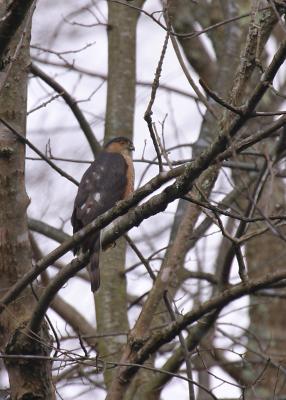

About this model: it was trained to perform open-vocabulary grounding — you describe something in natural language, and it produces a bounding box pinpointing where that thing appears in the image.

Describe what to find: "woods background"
[0,0,286,399]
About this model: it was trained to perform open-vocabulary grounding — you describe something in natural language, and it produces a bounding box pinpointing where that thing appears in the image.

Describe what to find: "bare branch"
[0,118,79,186]
[30,63,101,156]
[144,31,169,172]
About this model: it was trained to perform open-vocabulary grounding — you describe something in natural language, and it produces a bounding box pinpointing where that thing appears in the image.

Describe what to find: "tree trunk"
[0,4,54,399]
[95,0,144,389]
[245,177,286,399]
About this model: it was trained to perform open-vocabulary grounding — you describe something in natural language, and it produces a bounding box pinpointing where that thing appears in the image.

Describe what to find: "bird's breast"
[123,155,134,198]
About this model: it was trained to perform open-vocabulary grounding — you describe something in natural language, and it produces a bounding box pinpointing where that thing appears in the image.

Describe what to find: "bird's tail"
[89,236,101,292]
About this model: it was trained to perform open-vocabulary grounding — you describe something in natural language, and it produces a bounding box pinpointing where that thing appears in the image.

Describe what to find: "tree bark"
[0,3,54,399]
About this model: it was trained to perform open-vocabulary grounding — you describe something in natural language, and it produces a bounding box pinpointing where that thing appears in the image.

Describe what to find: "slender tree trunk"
[0,4,54,399]
[95,0,144,389]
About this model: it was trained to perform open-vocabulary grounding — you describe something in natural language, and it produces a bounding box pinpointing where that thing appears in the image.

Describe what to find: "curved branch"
[28,218,70,243]
[30,63,101,156]
[28,254,89,333]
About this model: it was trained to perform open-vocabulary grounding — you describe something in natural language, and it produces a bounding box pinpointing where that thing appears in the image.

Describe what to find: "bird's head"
[104,136,135,155]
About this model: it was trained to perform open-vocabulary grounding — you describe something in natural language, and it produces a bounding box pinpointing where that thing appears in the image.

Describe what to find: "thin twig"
[27,92,63,115]
[144,31,170,172]
[30,63,101,156]
[169,33,217,119]
[199,79,243,115]
[0,118,79,186]
[163,291,196,400]
[32,56,199,101]
[124,235,156,280]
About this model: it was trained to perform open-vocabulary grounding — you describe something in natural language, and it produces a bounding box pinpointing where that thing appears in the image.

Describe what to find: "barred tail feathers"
[89,236,101,292]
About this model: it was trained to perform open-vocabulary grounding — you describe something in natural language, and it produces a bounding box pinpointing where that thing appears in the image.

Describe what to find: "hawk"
[71,137,135,292]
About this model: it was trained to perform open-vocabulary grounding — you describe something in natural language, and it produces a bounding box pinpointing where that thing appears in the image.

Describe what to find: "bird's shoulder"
[86,151,126,178]
[73,150,128,208]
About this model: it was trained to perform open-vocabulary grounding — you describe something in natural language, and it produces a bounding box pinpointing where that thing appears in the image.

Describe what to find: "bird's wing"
[71,151,128,253]
[72,152,128,228]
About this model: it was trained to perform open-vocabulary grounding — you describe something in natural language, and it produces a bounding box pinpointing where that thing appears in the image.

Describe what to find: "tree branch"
[30,63,101,156]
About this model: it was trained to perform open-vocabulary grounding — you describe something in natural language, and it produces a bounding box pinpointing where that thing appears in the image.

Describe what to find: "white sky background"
[20,0,252,398]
